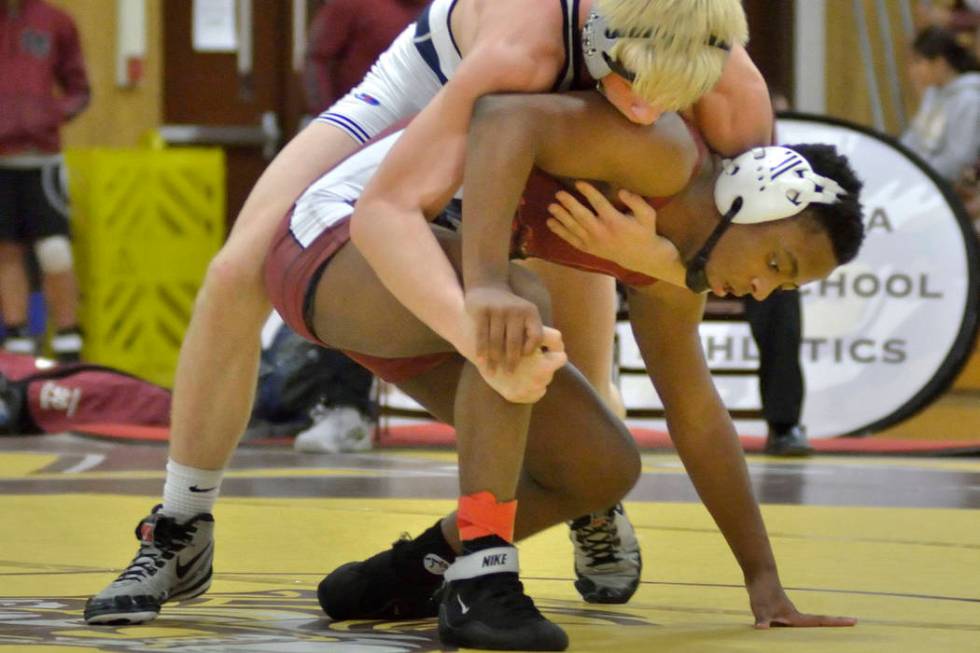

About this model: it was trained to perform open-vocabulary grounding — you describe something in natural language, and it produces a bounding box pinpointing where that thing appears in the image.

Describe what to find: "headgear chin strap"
[685,146,846,293]
[582,8,731,83]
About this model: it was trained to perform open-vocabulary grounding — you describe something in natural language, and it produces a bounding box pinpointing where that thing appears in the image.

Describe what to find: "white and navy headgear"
[685,147,846,293]
[581,8,731,83]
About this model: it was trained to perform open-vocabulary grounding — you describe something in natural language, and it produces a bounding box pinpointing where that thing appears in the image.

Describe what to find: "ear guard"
[582,8,732,83]
[583,9,635,82]
[685,146,845,293]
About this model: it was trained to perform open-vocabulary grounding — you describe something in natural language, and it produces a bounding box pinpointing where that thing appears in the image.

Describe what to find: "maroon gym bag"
[0,352,171,434]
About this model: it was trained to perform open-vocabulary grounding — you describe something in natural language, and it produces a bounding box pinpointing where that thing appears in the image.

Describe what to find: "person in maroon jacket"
[0,0,89,361]
[303,0,429,114]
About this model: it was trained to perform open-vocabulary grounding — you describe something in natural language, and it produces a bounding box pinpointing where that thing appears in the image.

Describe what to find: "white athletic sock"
[161,458,224,519]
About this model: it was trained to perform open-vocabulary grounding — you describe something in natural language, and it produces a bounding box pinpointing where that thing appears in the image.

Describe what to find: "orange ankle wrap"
[457,491,517,543]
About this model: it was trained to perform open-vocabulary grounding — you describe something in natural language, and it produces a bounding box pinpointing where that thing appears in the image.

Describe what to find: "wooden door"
[162,0,307,230]
[743,0,796,103]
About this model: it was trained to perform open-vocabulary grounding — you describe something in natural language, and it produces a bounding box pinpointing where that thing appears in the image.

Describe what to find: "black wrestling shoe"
[317,520,454,620]
[764,424,814,456]
[438,538,568,651]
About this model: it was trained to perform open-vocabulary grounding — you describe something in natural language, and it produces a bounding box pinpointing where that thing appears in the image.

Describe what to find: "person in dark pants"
[744,290,813,455]
[0,0,90,362]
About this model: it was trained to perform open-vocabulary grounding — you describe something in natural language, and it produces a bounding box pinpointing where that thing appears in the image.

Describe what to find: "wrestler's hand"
[475,327,567,404]
[466,284,545,373]
[547,181,686,288]
[747,575,857,629]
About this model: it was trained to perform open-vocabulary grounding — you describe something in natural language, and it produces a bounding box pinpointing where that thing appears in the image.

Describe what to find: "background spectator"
[901,26,980,183]
[915,0,979,41]
[303,0,429,114]
[745,290,811,456]
[954,158,980,234]
[0,0,89,361]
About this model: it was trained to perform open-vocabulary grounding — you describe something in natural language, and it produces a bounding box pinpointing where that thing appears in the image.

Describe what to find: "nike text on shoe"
[569,503,642,604]
[84,505,214,625]
[318,522,453,620]
[438,538,568,651]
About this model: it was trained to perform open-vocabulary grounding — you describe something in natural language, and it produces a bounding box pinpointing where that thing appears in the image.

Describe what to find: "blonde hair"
[596,0,750,111]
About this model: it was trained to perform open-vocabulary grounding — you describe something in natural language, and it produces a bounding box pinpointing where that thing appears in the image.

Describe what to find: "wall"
[51,0,163,149]
[825,0,918,132]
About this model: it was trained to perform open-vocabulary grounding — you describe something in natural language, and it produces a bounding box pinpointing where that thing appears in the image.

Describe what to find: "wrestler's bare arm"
[693,44,774,155]
[462,92,694,368]
[470,92,695,206]
[626,280,856,628]
[627,281,779,578]
[349,17,565,363]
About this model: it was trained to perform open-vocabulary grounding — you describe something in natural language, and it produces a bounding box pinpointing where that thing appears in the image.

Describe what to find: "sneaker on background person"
[568,503,642,604]
[50,326,83,363]
[764,424,814,456]
[293,403,375,453]
[2,326,37,356]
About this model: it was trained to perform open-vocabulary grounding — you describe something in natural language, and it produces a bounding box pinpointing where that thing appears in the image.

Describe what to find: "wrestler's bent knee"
[572,422,640,512]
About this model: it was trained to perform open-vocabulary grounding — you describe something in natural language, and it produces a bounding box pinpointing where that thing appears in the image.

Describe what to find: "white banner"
[619,115,978,438]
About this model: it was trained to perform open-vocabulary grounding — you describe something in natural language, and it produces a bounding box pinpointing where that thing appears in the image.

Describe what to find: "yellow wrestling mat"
[2,491,978,652]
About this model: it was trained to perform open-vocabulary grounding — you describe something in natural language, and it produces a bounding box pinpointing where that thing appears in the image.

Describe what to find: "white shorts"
[315,0,463,144]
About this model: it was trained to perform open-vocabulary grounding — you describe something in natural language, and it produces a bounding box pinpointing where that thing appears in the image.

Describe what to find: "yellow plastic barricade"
[64,145,225,387]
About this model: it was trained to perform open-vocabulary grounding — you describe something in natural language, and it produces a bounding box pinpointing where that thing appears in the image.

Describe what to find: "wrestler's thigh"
[395,357,464,425]
[310,226,461,358]
[518,259,617,386]
[523,364,638,498]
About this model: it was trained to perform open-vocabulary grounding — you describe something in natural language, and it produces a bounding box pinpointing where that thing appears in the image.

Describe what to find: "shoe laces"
[573,516,622,568]
[116,517,198,582]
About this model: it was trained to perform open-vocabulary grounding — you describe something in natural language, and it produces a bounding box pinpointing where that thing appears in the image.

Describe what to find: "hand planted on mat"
[475,327,567,404]
[546,181,686,288]
[748,577,857,629]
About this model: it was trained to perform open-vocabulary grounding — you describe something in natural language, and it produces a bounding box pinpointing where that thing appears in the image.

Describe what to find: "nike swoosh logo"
[457,594,470,615]
[189,485,217,493]
[176,543,212,579]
